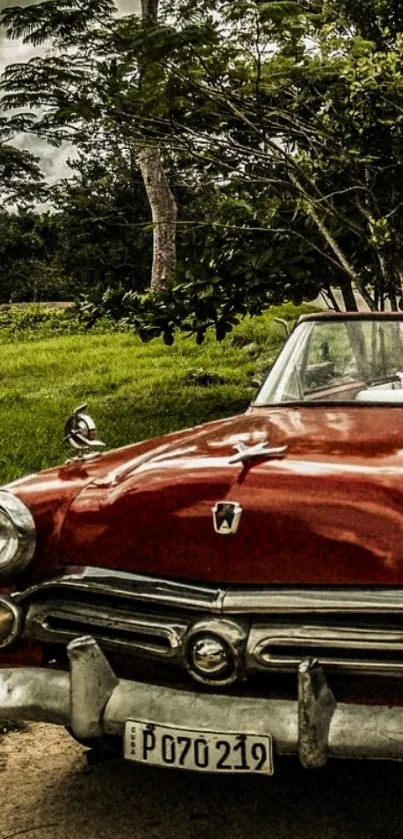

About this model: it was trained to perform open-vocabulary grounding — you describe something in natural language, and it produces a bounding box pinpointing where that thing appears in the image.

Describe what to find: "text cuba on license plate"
[124,720,273,775]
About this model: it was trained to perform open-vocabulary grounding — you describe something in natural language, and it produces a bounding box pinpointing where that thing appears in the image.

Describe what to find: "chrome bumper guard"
[1,635,403,767]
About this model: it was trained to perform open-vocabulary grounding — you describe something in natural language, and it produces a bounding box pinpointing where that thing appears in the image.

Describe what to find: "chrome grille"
[24,597,188,661]
[248,622,403,676]
[16,566,403,680]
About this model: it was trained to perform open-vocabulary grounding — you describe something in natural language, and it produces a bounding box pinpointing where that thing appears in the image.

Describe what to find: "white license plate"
[124,720,273,775]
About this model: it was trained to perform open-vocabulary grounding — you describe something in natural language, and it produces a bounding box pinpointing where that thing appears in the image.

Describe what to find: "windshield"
[255,318,403,405]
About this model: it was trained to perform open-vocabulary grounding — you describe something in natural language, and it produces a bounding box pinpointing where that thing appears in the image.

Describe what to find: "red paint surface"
[5,428,204,584]
[7,405,403,585]
[0,643,43,667]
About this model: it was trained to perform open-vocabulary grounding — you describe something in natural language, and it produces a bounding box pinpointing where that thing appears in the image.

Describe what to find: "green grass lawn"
[0,303,316,485]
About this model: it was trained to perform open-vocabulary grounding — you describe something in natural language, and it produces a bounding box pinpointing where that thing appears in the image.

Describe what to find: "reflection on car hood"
[55,405,403,585]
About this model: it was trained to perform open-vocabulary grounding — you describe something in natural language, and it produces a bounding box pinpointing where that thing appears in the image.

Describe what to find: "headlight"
[0,490,35,577]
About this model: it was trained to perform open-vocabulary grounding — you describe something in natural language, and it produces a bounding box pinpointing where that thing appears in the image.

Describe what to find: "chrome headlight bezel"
[0,490,36,578]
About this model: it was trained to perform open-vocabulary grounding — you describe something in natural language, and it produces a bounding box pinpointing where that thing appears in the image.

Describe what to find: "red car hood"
[49,405,403,585]
[5,430,205,579]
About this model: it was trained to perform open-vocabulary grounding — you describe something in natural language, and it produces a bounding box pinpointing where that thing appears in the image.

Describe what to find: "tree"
[0,121,47,207]
[75,0,403,338]
[0,119,52,302]
[122,0,403,312]
[0,209,69,302]
[0,0,177,292]
[4,0,403,341]
[51,145,152,294]
[138,0,178,291]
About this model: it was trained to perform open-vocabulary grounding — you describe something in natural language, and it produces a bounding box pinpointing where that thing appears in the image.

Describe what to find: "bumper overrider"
[2,634,403,767]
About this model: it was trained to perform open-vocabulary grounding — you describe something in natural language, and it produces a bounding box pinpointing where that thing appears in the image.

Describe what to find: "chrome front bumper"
[1,635,403,768]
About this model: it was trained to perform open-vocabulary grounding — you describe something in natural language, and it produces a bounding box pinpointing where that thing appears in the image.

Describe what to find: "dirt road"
[1,724,403,839]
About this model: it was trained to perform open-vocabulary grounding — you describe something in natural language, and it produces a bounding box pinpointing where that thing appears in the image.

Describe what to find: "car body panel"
[31,405,403,585]
[4,420,226,581]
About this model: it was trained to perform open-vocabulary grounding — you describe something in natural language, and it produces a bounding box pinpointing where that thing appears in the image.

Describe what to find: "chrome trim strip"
[223,588,403,614]
[14,566,403,615]
[256,657,403,676]
[15,568,224,612]
[250,622,403,654]
[248,623,403,676]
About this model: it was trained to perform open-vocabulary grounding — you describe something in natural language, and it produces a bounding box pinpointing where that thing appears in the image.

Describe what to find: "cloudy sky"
[0,0,140,185]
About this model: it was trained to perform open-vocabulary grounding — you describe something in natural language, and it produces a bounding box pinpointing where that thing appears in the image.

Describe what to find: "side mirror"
[64,404,105,455]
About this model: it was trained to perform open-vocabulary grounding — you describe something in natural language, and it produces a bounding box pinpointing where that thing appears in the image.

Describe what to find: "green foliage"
[0,299,312,340]
[76,277,318,344]
[0,0,328,322]
[52,147,152,295]
[75,180,324,342]
[1,0,114,46]
[0,141,47,206]
[4,0,403,320]
[0,305,75,337]
[0,210,70,303]
[0,143,153,303]
[0,304,130,339]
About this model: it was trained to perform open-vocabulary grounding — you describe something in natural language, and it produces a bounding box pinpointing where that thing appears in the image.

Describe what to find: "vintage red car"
[2,310,403,775]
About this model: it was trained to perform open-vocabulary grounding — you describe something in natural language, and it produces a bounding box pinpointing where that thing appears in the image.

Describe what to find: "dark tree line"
[0,145,152,302]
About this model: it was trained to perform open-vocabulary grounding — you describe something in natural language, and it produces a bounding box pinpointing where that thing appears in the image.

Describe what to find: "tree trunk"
[141,0,159,18]
[138,0,178,293]
[306,201,376,311]
[339,279,358,311]
[138,147,178,293]
[321,285,341,311]
[390,287,398,311]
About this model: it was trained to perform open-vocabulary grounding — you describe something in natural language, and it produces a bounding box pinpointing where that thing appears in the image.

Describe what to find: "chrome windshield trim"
[13,566,403,615]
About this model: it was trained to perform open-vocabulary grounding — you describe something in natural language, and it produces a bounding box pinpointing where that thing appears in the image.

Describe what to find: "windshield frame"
[252,314,403,408]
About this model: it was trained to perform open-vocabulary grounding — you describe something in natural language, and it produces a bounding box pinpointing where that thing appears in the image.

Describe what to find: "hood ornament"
[229,440,287,465]
[212,501,243,535]
[64,403,106,460]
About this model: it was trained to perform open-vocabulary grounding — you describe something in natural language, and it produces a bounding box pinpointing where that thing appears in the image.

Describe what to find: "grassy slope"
[0,303,317,485]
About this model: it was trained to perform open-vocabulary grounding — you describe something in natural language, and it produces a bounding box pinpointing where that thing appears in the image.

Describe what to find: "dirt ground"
[1,723,403,839]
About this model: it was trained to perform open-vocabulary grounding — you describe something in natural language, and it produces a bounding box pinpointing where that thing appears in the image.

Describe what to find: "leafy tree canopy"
[2,0,403,338]
[0,121,47,207]
[52,144,153,294]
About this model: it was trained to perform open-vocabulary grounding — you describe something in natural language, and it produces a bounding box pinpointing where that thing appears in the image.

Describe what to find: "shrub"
[0,304,130,341]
